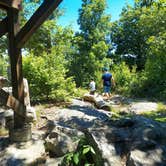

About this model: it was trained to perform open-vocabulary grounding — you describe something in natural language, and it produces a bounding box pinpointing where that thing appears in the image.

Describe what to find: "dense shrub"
[140,34,166,99]
[111,62,137,95]
[130,33,166,100]
[23,49,76,102]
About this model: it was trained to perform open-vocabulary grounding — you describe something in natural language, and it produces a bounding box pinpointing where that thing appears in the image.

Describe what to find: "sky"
[58,0,134,31]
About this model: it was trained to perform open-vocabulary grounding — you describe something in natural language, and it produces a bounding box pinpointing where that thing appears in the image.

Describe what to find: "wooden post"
[0,0,63,142]
[7,8,31,142]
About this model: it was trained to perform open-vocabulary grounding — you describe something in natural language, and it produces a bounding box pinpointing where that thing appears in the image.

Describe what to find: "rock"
[0,131,45,166]
[0,77,9,89]
[26,106,37,122]
[45,157,63,166]
[131,116,166,146]
[83,93,111,111]
[44,124,84,157]
[129,102,158,114]
[52,100,111,129]
[0,109,5,127]
[4,109,14,129]
[84,126,130,166]
[113,118,135,128]
[127,147,166,166]
[83,115,166,166]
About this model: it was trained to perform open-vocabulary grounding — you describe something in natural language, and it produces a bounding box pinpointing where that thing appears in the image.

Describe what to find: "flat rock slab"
[129,102,158,114]
[84,116,166,166]
[52,99,111,129]
[0,131,45,166]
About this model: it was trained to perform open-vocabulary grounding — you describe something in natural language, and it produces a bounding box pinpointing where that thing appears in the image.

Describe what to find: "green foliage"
[112,62,137,95]
[23,48,76,102]
[0,56,8,77]
[69,0,111,87]
[134,0,155,7]
[111,5,146,70]
[144,33,166,99]
[22,1,65,55]
[73,88,89,99]
[130,1,166,99]
[61,137,96,166]
[110,0,166,100]
[0,36,8,57]
[111,0,165,70]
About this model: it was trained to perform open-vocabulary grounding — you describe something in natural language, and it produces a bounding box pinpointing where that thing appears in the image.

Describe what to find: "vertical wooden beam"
[7,8,25,128]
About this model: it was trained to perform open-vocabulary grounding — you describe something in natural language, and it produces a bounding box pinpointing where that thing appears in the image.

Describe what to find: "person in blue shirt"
[102,67,115,99]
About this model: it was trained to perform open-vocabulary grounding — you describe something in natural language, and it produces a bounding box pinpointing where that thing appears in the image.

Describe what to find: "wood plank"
[0,0,22,10]
[15,0,63,48]
[0,89,26,117]
[0,17,8,37]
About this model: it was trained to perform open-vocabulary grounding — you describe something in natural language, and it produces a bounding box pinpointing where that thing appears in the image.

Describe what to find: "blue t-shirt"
[102,72,112,86]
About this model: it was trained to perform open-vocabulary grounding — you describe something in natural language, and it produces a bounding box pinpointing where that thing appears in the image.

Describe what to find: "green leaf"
[73,152,79,165]
[66,153,73,161]
[90,147,96,154]
[82,147,90,155]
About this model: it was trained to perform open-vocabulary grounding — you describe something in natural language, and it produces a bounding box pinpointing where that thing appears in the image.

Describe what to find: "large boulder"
[84,116,166,166]
[127,147,166,166]
[44,124,84,157]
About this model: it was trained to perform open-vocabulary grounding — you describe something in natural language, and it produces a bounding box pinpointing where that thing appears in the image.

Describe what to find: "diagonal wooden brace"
[0,89,33,122]
[15,0,63,48]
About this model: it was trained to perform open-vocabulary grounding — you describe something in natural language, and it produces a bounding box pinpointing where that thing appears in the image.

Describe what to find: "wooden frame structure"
[0,0,63,142]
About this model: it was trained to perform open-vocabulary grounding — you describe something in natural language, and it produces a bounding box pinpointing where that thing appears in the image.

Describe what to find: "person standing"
[102,68,115,99]
[89,78,96,95]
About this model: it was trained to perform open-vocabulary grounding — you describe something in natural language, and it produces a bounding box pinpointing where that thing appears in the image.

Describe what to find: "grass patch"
[110,107,132,121]
[141,103,166,123]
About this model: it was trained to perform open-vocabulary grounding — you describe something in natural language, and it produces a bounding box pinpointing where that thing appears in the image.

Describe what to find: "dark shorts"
[90,90,95,95]
[103,86,111,93]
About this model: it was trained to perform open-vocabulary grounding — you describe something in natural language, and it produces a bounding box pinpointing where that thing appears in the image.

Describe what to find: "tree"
[110,5,148,70]
[110,0,164,70]
[142,0,166,98]
[69,0,111,86]
[22,0,64,55]
[135,0,155,7]
[23,25,76,102]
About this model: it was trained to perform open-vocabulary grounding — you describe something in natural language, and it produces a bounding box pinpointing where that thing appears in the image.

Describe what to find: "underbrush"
[61,137,97,166]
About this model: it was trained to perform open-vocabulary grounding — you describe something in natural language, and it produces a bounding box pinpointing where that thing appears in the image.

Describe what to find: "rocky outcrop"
[85,116,166,166]
[0,98,166,166]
